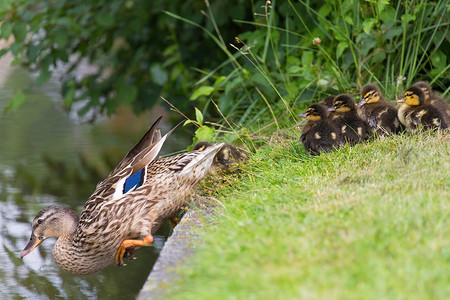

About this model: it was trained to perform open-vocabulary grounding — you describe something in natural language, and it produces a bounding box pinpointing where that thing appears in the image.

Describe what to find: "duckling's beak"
[20,234,43,258]
[397,98,405,103]
[358,98,366,106]
[298,112,307,118]
[327,106,336,112]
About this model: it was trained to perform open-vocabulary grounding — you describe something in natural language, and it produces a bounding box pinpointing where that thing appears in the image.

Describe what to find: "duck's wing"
[80,117,177,219]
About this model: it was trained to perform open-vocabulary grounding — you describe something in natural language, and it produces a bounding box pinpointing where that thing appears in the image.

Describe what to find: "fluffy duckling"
[318,95,337,119]
[397,86,448,131]
[193,142,249,172]
[328,94,371,144]
[298,104,342,154]
[412,81,450,124]
[358,83,404,135]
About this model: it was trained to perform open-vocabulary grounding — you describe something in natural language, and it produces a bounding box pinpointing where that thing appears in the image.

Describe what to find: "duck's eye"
[37,219,43,225]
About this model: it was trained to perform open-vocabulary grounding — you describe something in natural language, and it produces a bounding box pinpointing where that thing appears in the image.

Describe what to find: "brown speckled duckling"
[318,95,337,119]
[328,94,371,144]
[358,83,404,135]
[397,86,448,131]
[298,104,342,154]
[193,142,249,172]
[412,81,450,124]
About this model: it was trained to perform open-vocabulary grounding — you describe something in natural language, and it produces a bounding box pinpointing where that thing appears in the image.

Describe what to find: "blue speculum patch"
[123,169,145,193]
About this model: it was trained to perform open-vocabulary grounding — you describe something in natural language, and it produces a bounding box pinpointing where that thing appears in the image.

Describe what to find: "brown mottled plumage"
[193,141,249,172]
[397,86,448,131]
[358,83,404,135]
[412,81,450,124]
[299,104,342,154]
[328,94,371,144]
[21,117,224,274]
[318,95,337,119]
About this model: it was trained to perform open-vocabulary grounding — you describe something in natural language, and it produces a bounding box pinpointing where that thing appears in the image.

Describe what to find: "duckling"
[193,142,249,172]
[298,104,342,154]
[358,83,404,135]
[412,81,450,124]
[328,94,371,144]
[318,95,337,119]
[397,86,448,131]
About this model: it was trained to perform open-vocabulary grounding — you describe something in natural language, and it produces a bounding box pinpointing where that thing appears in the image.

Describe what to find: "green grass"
[169,131,449,299]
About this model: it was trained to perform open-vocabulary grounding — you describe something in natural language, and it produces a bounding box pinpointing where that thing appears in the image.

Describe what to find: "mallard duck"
[20,117,224,275]
[298,104,342,154]
[412,81,450,124]
[328,94,371,144]
[358,83,404,135]
[193,142,249,172]
[397,86,448,131]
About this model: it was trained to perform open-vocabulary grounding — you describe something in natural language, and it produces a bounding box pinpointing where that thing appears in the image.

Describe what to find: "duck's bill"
[397,98,405,103]
[358,98,366,106]
[20,234,43,258]
[327,106,336,111]
[298,113,307,117]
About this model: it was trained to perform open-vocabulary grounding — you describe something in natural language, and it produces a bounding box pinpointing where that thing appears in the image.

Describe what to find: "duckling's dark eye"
[37,219,43,225]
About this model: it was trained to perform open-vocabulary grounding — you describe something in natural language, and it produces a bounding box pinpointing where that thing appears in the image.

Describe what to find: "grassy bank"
[169,131,449,299]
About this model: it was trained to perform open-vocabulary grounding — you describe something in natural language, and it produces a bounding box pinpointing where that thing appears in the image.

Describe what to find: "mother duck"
[20,117,223,275]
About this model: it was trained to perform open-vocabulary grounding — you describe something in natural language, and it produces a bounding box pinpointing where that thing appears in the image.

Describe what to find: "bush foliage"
[1,0,449,129]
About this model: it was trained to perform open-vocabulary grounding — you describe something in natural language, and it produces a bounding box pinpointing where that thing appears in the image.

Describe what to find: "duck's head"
[328,94,356,113]
[318,95,336,108]
[359,83,381,105]
[412,81,432,100]
[298,104,328,121]
[20,206,79,258]
[398,86,425,107]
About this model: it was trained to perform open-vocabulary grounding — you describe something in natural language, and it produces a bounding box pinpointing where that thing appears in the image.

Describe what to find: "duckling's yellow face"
[333,100,351,112]
[305,108,322,121]
[362,90,380,104]
[404,90,420,106]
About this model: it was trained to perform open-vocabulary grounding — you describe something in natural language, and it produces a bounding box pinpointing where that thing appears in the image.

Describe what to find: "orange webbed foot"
[115,235,154,266]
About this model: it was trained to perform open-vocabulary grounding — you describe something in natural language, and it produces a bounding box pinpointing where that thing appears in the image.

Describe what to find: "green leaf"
[190,86,215,100]
[195,107,203,125]
[96,12,114,28]
[26,44,40,61]
[37,68,52,86]
[383,27,403,40]
[362,18,376,35]
[318,4,331,18]
[380,5,395,22]
[63,86,76,108]
[115,80,138,106]
[194,125,216,143]
[401,14,415,27]
[9,42,22,56]
[301,51,314,66]
[12,22,27,43]
[53,28,68,48]
[1,22,12,39]
[343,15,353,25]
[337,41,348,58]
[3,91,26,113]
[430,50,446,69]
[214,76,227,87]
[0,48,8,58]
[287,65,302,74]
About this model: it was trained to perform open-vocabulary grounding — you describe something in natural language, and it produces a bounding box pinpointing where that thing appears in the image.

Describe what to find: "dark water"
[0,64,188,299]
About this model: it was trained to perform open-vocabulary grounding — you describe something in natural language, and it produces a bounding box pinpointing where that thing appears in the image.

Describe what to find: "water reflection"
[0,63,187,298]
